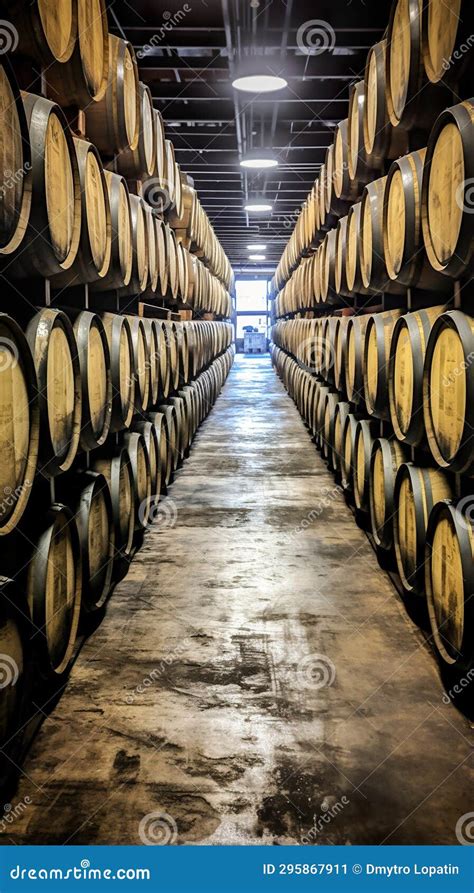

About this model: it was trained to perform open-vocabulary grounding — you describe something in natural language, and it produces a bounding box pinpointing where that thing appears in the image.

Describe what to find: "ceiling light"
[248,254,266,260]
[168,122,181,127]
[232,57,287,94]
[240,150,278,169]
[244,201,272,212]
[247,244,267,250]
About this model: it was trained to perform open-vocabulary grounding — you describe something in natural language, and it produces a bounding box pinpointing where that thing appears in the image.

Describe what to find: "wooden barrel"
[322,391,339,467]
[347,81,372,187]
[386,0,450,132]
[9,0,76,65]
[166,226,179,300]
[8,93,81,278]
[91,447,134,558]
[345,314,371,403]
[384,148,452,291]
[26,504,81,675]
[169,396,187,467]
[73,311,112,450]
[0,578,28,755]
[126,316,150,413]
[0,314,39,535]
[335,216,352,297]
[423,310,474,475]
[141,318,159,408]
[332,400,351,475]
[122,431,151,530]
[154,110,167,192]
[370,438,407,550]
[334,315,351,393]
[144,205,158,293]
[333,119,358,204]
[422,0,472,86]
[163,321,180,392]
[46,0,108,106]
[148,411,170,494]
[320,229,338,304]
[179,387,196,451]
[90,171,132,292]
[353,418,378,512]
[341,412,359,491]
[363,39,408,164]
[26,308,81,476]
[153,321,170,400]
[394,463,453,596]
[177,323,190,385]
[425,497,474,670]
[154,218,169,298]
[51,137,111,287]
[85,35,139,156]
[345,202,368,294]
[99,312,135,432]
[133,420,160,505]
[364,309,403,419]
[157,405,178,484]
[116,82,156,180]
[0,60,32,256]
[117,195,148,296]
[421,99,474,279]
[388,306,445,446]
[60,471,113,613]
[360,176,404,293]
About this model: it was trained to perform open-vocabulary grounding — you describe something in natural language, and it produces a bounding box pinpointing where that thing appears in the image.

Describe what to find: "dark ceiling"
[110,0,393,273]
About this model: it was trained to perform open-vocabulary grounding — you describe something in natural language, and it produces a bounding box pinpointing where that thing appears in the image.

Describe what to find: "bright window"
[235,279,268,311]
[236,314,268,339]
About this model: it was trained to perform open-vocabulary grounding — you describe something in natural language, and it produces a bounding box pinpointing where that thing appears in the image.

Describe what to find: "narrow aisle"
[5,355,471,846]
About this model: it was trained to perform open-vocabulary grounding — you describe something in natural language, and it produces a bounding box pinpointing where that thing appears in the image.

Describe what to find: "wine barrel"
[9,0,76,65]
[51,137,111,287]
[423,310,474,475]
[393,463,453,596]
[148,411,170,494]
[364,309,403,419]
[99,312,135,432]
[345,202,368,294]
[166,226,179,300]
[322,391,339,468]
[0,314,39,535]
[91,448,134,559]
[353,418,378,512]
[335,216,352,298]
[370,438,407,551]
[345,314,371,403]
[176,323,190,385]
[333,119,358,204]
[178,387,196,451]
[122,432,151,530]
[133,420,160,505]
[116,82,156,180]
[347,81,372,188]
[163,321,180,392]
[90,171,132,292]
[422,0,472,86]
[141,318,159,408]
[341,412,359,491]
[8,93,81,278]
[46,0,108,107]
[332,400,351,475]
[60,471,113,613]
[384,148,452,291]
[126,316,150,413]
[117,195,148,296]
[0,578,28,755]
[154,320,170,400]
[320,229,339,304]
[360,176,404,293]
[421,99,474,279]
[0,60,32,255]
[85,35,139,156]
[73,311,112,450]
[144,205,158,293]
[363,39,408,164]
[157,405,178,485]
[26,308,81,476]
[26,504,82,675]
[334,315,351,393]
[155,217,169,298]
[425,497,474,671]
[388,305,445,446]
[169,396,187,466]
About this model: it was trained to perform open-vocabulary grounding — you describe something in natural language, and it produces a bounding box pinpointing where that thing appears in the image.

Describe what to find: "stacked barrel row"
[271,326,473,682]
[271,0,472,313]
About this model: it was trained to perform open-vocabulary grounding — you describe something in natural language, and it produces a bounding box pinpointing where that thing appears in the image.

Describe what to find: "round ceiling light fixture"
[240,150,278,169]
[232,57,287,94]
[248,254,266,260]
[244,200,272,212]
[247,244,267,250]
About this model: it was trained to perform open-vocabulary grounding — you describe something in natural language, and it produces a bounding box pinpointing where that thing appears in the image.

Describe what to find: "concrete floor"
[2,354,473,846]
